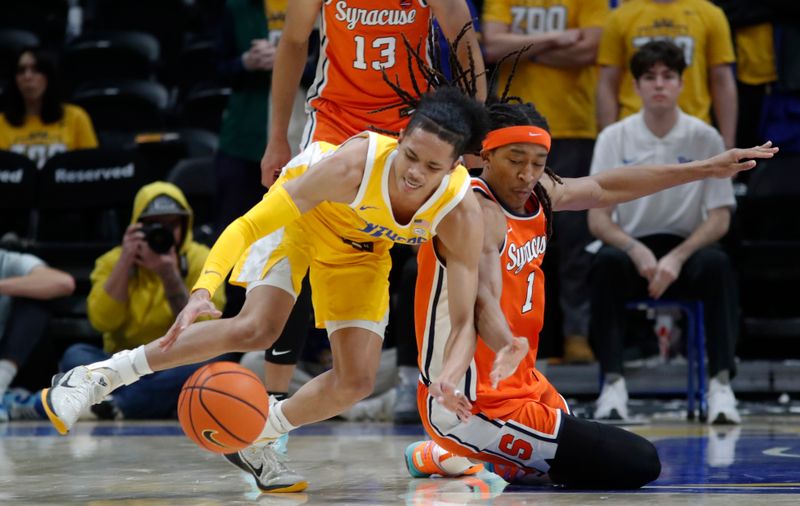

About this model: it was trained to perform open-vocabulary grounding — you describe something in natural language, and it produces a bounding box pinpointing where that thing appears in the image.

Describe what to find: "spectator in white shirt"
[587,40,740,425]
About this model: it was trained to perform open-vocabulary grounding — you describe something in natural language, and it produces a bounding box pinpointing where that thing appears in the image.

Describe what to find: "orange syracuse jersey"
[415,177,549,418]
[307,0,432,132]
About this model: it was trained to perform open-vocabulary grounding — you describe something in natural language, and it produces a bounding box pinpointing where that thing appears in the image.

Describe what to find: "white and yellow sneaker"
[40,366,113,435]
[224,440,308,493]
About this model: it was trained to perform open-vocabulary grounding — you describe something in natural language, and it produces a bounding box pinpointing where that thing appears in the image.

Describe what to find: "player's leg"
[41,284,296,434]
[413,385,660,489]
[230,323,383,494]
[41,225,313,435]
[263,276,312,403]
[282,322,385,425]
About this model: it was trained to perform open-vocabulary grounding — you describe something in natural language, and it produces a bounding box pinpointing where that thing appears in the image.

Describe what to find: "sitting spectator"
[11,182,226,420]
[0,248,75,421]
[587,41,740,424]
[0,47,98,168]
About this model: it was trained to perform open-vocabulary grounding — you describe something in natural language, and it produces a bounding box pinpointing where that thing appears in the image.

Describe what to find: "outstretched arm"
[474,199,529,387]
[430,191,483,420]
[545,142,777,212]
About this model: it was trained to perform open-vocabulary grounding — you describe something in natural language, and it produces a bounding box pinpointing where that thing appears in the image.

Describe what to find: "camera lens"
[141,223,175,254]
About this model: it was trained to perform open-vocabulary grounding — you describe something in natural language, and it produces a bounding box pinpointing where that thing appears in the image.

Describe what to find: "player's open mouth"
[404,177,422,190]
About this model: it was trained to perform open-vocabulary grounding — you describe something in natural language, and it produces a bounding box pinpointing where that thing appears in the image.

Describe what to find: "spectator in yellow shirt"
[596,0,738,148]
[0,47,98,168]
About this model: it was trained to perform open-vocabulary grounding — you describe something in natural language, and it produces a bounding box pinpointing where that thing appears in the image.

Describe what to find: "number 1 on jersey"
[521,272,535,313]
[353,35,396,71]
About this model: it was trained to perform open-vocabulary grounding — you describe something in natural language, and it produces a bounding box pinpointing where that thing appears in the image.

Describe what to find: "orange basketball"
[178,361,269,454]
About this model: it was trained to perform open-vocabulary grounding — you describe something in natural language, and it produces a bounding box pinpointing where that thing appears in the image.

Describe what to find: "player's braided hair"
[371,22,488,157]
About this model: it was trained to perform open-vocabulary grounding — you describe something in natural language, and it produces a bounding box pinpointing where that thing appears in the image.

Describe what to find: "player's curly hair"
[373,23,488,158]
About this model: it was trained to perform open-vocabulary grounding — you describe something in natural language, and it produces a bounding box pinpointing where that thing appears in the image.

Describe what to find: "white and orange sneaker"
[404,440,483,478]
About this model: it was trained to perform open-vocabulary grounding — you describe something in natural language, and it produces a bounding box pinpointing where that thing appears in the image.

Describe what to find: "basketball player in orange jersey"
[262,0,486,184]
[41,86,500,493]
[405,97,778,488]
[258,0,486,436]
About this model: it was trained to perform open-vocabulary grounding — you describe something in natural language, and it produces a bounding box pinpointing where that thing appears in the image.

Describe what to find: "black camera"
[140,222,175,254]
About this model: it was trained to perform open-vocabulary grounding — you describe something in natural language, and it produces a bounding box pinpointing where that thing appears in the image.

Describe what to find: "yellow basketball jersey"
[279,131,470,246]
[230,131,470,290]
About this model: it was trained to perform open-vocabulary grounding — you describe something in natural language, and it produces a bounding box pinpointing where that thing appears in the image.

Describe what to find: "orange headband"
[482,126,552,153]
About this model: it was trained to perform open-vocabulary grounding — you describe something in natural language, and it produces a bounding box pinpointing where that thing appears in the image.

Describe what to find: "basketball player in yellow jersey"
[41,86,491,492]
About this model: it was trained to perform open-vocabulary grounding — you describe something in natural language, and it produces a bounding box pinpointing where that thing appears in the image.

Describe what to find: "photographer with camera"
[11,182,227,421]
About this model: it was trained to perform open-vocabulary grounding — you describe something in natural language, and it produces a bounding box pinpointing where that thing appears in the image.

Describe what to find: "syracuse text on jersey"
[506,235,547,274]
[333,0,419,30]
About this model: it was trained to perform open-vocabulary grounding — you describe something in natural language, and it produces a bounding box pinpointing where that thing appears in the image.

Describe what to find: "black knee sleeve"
[548,415,661,489]
[265,277,312,365]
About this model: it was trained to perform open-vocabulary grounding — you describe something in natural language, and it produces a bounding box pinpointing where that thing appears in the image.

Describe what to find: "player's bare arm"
[429,191,483,420]
[430,0,487,100]
[544,142,778,212]
[261,0,321,186]
[282,136,369,211]
[473,197,529,387]
[160,137,369,350]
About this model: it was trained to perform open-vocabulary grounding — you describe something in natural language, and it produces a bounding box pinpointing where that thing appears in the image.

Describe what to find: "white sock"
[0,360,18,398]
[254,400,298,446]
[87,345,153,389]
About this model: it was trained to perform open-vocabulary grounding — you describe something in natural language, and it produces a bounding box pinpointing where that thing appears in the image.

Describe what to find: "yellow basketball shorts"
[231,211,392,332]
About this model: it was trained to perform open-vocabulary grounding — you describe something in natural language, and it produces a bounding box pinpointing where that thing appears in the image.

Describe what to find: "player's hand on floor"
[159,290,221,351]
[490,337,529,388]
[430,381,472,422]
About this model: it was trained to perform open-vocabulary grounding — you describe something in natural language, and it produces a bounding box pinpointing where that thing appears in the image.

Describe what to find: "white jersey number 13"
[353,35,396,70]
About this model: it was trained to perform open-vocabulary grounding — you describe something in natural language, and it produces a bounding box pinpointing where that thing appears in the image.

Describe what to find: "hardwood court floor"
[1,417,799,505]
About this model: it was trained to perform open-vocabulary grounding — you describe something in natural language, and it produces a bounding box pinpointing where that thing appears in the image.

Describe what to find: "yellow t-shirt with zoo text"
[0,104,98,168]
[598,0,735,123]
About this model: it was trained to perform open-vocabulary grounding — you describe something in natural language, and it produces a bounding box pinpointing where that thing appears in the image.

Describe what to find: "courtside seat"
[0,0,67,48]
[0,29,39,82]
[0,151,37,244]
[166,157,216,246]
[176,37,219,101]
[31,148,140,263]
[736,154,800,349]
[178,85,231,134]
[62,31,160,94]
[72,79,169,135]
[86,0,188,84]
